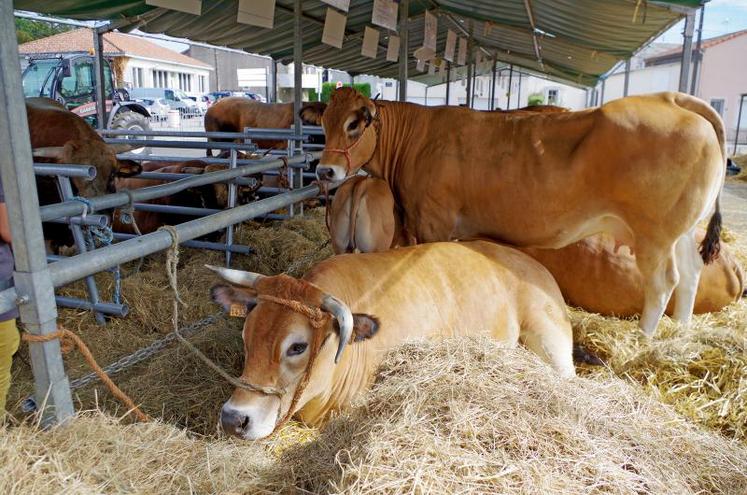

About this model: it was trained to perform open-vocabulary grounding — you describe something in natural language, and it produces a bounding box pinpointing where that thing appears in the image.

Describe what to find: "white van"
[128,88,201,116]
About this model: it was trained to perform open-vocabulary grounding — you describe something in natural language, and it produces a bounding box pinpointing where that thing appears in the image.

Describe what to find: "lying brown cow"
[113,160,260,234]
[204,97,326,155]
[317,88,726,336]
[209,240,575,439]
[328,176,744,316]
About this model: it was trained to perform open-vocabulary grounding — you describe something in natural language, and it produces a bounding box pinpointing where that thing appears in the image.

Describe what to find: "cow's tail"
[673,92,726,265]
[204,111,217,157]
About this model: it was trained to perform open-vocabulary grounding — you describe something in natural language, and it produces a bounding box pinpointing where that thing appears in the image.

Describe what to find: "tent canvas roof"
[14,0,701,87]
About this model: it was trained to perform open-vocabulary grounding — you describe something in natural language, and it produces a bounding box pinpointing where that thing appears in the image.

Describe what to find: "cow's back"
[26,97,99,147]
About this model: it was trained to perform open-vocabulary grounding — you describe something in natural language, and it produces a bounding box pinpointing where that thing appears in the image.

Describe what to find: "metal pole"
[225,148,237,266]
[516,72,522,107]
[398,0,409,102]
[293,0,303,141]
[734,94,745,156]
[0,0,74,425]
[679,9,696,93]
[270,59,278,102]
[690,5,705,95]
[623,59,631,97]
[92,27,108,130]
[600,77,606,105]
[424,86,428,106]
[489,58,497,110]
[466,54,473,108]
[507,65,514,110]
[445,62,451,105]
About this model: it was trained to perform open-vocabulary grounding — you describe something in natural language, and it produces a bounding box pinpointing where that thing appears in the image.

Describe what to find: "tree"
[16,18,71,45]
[320,82,371,103]
[527,93,545,106]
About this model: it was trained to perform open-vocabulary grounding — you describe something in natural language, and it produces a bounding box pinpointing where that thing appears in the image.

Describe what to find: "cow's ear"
[116,160,142,177]
[211,284,257,317]
[351,313,380,342]
[299,102,326,125]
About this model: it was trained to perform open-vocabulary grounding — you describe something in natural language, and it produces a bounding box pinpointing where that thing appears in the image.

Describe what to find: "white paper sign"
[372,0,398,31]
[147,0,202,15]
[413,45,436,61]
[428,62,436,75]
[321,0,350,12]
[416,58,425,72]
[322,8,347,49]
[444,30,456,62]
[237,0,275,28]
[457,36,467,65]
[361,26,380,58]
[424,10,437,51]
[386,35,400,62]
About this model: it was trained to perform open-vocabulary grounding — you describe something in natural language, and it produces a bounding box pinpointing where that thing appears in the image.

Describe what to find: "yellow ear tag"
[229,304,247,318]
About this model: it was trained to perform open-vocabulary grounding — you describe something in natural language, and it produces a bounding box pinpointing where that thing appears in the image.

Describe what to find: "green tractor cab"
[22,53,152,154]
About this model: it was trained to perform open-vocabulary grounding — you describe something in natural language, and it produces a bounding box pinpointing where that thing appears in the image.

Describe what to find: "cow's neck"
[364,102,420,186]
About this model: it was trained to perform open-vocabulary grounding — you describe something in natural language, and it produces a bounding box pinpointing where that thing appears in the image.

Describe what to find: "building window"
[177,73,192,92]
[710,98,725,117]
[130,67,144,88]
[547,88,559,105]
[152,69,168,88]
[197,75,206,92]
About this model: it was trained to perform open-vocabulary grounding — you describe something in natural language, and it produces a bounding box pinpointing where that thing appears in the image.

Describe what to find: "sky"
[657,0,747,43]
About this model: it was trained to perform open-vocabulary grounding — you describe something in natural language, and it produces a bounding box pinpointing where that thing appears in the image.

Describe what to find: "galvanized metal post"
[466,52,473,108]
[225,148,238,266]
[690,5,705,95]
[734,94,746,156]
[269,59,278,103]
[293,0,303,139]
[489,58,497,110]
[92,27,108,130]
[600,77,606,105]
[445,62,451,105]
[516,71,522,107]
[398,0,409,102]
[0,0,74,425]
[679,9,696,93]
[623,59,631,97]
[507,65,514,109]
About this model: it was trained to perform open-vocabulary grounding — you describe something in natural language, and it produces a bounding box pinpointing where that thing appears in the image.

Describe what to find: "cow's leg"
[636,242,679,336]
[520,312,575,378]
[672,228,704,323]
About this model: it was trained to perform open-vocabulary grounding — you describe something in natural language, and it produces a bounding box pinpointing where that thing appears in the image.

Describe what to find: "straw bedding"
[3,201,747,493]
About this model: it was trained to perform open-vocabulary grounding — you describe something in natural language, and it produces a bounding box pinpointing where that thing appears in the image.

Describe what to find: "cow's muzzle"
[316,164,346,182]
[220,403,252,438]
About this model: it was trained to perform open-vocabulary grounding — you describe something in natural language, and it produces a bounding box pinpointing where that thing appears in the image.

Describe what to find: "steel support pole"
[679,9,696,93]
[466,58,473,108]
[92,28,108,130]
[270,59,278,102]
[600,78,606,105]
[0,0,74,425]
[293,0,303,141]
[507,65,514,110]
[489,58,497,110]
[398,0,409,102]
[690,5,705,95]
[623,59,631,97]
[734,94,745,156]
[445,62,451,105]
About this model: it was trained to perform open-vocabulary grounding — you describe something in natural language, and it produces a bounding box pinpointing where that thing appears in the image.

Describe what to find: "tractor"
[21,53,152,153]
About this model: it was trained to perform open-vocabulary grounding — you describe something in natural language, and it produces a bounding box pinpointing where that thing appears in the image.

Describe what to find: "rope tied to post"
[22,327,150,422]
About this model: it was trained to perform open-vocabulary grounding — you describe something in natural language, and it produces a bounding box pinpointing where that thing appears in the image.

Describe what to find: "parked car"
[129,87,201,117]
[133,97,170,121]
[185,95,208,114]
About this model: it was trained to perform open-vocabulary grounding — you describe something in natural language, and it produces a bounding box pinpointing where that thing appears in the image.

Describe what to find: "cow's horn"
[321,294,353,364]
[108,142,142,154]
[205,264,264,288]
[31,146,66,159]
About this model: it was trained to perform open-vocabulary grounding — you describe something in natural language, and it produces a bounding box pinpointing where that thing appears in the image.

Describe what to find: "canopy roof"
[14,0,702,87]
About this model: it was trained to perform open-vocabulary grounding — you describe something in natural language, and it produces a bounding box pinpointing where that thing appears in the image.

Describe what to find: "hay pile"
[3,339,746,494]
[728,154,747,182]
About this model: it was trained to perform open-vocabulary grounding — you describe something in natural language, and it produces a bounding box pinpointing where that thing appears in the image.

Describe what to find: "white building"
[19,28,213,96]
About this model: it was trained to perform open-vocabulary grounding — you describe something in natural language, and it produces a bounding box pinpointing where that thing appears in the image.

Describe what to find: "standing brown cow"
[317,89,726,335]
[204,97,326,155]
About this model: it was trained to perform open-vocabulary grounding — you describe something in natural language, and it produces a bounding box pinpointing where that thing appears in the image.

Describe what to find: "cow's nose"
[220,404,251,438]
[316,166,336,181]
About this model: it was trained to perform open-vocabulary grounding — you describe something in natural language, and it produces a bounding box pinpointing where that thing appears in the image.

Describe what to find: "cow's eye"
[347,120,358,133]
[287,342,308,356]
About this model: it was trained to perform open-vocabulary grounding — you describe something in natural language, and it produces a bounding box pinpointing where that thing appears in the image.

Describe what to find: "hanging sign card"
[386,35,400,62]
[321,0,350,12]
[416,58,426,72]
[237,0,275,28]
[361,26,380,58]
[424,10,437,51]
[444,29,456,62]
[322,8,347,48]
[372,0,398,31]
[147,0,202,15]
[457,36,467,65]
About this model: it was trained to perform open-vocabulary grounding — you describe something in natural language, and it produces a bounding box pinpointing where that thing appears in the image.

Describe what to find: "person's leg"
[0,318,19,415]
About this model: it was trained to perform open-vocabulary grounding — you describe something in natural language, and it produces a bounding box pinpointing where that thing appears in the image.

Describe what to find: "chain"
[21,314,220,413]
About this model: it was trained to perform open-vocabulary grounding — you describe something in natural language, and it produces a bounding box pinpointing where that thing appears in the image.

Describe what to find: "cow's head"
[316,88,377,182]
[208,265,379,440]
[32,140,142,197]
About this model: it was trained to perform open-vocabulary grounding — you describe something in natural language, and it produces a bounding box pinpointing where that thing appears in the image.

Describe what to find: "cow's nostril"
[317,167,335,180]
[240,415,250,430]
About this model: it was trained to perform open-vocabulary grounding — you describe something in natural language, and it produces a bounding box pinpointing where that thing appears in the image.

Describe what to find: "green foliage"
[308,88,319,102]
[319,82,372,103]
[527,93,545,106]
[16,18,70,45]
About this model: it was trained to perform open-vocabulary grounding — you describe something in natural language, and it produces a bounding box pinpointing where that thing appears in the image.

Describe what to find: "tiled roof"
[19,28,211,69]
[645,29,747,62]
